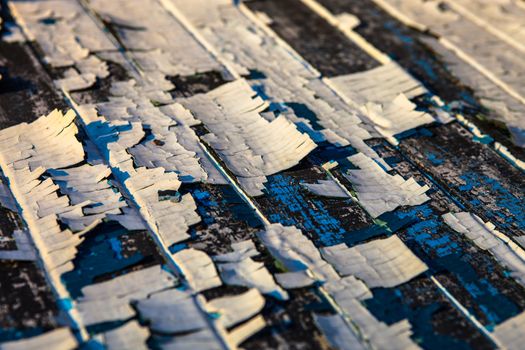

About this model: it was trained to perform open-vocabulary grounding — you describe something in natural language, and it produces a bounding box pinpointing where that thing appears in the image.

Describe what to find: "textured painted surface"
[0,0,523,349]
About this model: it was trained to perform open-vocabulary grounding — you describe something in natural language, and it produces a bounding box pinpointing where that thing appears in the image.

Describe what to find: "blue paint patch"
[343,224,389,246]
[365,286,472,350]
[419,127,434,137]
[169,243,187,254]
[57,298,73,311]
[80,339,106,350]
[86,320,130,337]
[193,189,212,202]
[108,237,123,260]
[251,85,287,114]
[458,181,474,191]
[415,58,438,81]
[392,202,520,325]
[396,127,434,142]
[62,223,146,298]
[263,173,354,246]
[479,279,499,297]
[373,158,390,172]
[470,198,481,206]
[426,152,444,166]
[436,253,518,327]
[251,84,270,101]
[382,155,401,168]
[286,102,323,130]
[457,172,525,230]
[309,144,356,164]
[184,184,263,232]
[473,134,494,145]
[394,128,418,141]
[0,328,44,342]
[396,204,434,220]
[409,219,458,257]
[459,91,480,109]
[245,69,267,80]
[384,21,414,44]
[269,102,287,113]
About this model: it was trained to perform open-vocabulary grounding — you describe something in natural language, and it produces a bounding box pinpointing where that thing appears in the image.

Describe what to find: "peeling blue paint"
[426,152,444,166]
[263,173,351,246]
